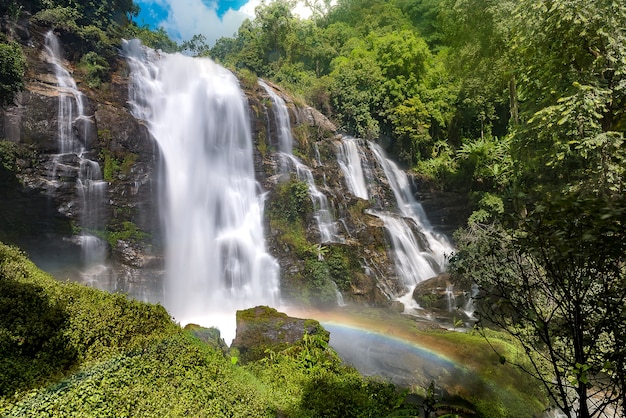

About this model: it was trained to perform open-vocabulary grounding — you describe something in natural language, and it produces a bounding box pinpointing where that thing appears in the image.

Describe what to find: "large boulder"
[231,306,329,363]
[412,273,470,313]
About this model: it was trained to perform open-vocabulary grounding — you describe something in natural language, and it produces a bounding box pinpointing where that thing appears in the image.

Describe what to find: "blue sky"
[134,0,314,47]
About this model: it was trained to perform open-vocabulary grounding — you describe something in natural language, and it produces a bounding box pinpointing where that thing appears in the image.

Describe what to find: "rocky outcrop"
[0,23,162,291]
[1,20,456,311]
[412,273,473,321]
[184,323,229,356]
[231,306,329,363]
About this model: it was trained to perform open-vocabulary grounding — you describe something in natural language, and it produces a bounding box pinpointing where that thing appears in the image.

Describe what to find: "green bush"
[0,37,25,108]
[78,51,109,88]
[32,7,79,32]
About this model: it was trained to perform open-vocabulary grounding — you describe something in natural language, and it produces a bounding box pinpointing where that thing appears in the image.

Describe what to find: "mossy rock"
[231,306,329,363]
[183,324,229,356]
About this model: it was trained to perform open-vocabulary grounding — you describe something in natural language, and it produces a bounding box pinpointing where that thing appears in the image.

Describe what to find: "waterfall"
[368,142,453,278]
[44,31,108,282]
[124,40,280,340]
[259,80,339,243]
[336,136,369,200]
[335,135,453,303]
[258,80,292,156]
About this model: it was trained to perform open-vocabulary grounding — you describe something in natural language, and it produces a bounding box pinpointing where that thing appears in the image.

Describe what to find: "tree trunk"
[509,75,519,125]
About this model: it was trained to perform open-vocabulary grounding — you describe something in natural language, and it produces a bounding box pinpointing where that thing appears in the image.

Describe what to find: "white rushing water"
[259,80,340,243]
[335,136,453,305]
[336,136,369,200]
[124,40,280,342]
[369,142,453,274]
[44,31,108,282]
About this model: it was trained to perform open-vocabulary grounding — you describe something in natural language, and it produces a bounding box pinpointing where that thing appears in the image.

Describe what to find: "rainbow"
[281,305,546,417]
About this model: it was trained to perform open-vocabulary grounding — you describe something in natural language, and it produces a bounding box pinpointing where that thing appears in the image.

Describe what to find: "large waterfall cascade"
[336,136,454,310]
[259,80,340,243]
[124,41,280,341]
[44,31,109,284]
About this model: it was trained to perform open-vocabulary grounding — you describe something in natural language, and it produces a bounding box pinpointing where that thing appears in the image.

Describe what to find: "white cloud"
[142,0,321,47]
[145,0,251,46]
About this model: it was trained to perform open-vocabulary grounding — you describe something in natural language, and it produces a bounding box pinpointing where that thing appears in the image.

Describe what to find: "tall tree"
[453,1,626,416]
[511,0,626,197]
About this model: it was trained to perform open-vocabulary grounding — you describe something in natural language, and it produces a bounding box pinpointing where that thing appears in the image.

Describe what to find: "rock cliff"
[0,19,464,310]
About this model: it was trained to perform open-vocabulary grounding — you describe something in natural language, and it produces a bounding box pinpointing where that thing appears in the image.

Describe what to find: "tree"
[328,42,384,139]
[452,193,626,417]
[440,0,517,140]
[451,2,626,416]
[511,0,626,197]
[0,37,25,108]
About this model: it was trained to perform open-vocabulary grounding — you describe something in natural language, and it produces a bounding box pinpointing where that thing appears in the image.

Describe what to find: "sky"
[134,0,314,47]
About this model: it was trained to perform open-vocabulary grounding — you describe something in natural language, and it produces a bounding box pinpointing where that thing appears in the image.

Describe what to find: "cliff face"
[1,22,163,295]
[0,20,461,309]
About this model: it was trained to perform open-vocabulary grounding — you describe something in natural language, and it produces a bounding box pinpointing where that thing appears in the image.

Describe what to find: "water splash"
[124,40,280,341]
[368,143,453,287]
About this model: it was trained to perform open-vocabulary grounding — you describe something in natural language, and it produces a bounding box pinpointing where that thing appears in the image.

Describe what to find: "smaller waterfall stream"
[260,80,340,243]
[336,136,369,200]
[336,136,453,307]
[44,31,108,283]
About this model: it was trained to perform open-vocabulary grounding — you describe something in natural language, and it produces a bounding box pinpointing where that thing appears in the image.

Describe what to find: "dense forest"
[1,0,625,417]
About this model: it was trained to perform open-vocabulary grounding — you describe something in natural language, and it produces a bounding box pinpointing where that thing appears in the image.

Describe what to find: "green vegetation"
[100,221,148,248]
[268,178,358,306]
[0,0,623,415]
[0,35,25,108]
[209,1,625,415]
[0,242,409,416]
[99,148,137,181]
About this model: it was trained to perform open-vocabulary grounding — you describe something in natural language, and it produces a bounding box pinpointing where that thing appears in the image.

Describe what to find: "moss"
[120,153,138,176]
[257,127,268,158]
[235,68,258,91]
[101,221,149,248]
[237,306,287,323]
[98,147,137,181]
[0,140,18,172]
[99,148,119,182]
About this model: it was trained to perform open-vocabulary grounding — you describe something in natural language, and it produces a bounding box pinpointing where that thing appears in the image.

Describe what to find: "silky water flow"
[124,40,280,343]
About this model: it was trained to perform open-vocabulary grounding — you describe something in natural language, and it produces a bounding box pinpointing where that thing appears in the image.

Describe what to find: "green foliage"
[456,135,512,190]
[0,242,172,397]
[32,6,80,32]
[123,25,179,53]
[451,191,626,416]
[0,37,25,108]
[0,140,17,171]
[99,148,136,182]
[329,48,384,139]
[77,51,109,89]
[246,330,404,418]
[99,148,119,181]
[269,178,312,224]
[99,221,148,249]
[30,0,139,66]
